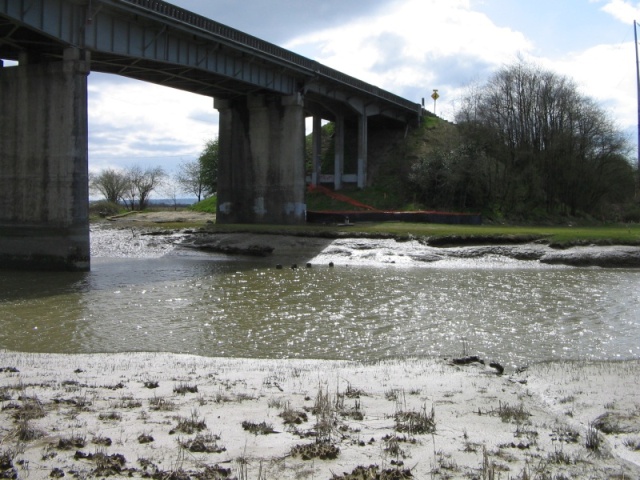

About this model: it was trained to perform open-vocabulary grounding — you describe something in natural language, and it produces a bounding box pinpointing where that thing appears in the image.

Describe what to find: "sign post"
[431,89,440,115]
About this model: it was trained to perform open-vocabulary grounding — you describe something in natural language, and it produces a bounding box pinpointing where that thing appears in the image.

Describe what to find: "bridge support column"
[310,115,322,187]
[0,48,90,271]
[215,93,306,224]
[357,114,368,188]
[334,115,345,190]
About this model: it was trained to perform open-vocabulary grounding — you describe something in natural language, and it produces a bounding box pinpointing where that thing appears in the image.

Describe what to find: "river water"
[1,226,639,368]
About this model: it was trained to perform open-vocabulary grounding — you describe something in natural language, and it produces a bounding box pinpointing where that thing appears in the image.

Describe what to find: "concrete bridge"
[0,0,422,270]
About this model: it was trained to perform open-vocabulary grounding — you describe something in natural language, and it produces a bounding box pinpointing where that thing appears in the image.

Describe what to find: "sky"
[4,0,640,191]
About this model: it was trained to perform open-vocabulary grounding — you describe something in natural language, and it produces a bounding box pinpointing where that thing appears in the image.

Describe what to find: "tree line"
[93,60,635,222]
[90,138,218,210]
[408,60,635,220]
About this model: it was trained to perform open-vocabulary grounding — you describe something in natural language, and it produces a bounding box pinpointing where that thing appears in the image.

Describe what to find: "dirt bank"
[108,210,215,225]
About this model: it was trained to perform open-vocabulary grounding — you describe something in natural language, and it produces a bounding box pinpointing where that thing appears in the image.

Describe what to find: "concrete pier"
[215,94,306,224]
[0,49,90,271]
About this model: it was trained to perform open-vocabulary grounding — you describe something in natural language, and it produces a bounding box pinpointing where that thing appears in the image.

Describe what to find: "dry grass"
[394,404,436,435]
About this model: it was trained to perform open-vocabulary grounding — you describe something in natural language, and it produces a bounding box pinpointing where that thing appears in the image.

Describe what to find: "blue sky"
[5,0,640,189]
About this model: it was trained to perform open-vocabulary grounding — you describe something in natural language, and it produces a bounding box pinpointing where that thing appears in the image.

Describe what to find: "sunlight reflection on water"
[0,227,639,367]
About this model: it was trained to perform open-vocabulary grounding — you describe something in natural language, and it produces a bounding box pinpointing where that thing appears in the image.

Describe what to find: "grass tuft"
[172,409,206,434]
[241,421,276,435]
[585,422,601,452]
[394,404,436,435]
[497,401,530,424]
[173,382,198,394]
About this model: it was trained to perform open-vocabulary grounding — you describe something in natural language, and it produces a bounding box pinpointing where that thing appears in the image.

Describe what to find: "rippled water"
[1,227,639,367]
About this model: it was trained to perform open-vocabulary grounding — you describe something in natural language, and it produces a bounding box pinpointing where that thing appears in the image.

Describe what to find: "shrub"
[89,200,121,218]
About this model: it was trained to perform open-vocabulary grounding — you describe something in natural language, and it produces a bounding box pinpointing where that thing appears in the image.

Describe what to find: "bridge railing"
[116,0,421,115]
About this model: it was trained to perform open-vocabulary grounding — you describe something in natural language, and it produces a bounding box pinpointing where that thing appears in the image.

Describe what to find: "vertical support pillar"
[0,48,90,271]
[214,98,243,222]
[311,115,322,186]
[357,113,368,188]
[278,93,306,222]
[214,93,306,224]
[334,114,345,191]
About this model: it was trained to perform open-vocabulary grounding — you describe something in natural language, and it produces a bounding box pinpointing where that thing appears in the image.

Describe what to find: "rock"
[186,242,274,257]
[452,356,485,366]
[489,362,504,374]
[593,412,640,434]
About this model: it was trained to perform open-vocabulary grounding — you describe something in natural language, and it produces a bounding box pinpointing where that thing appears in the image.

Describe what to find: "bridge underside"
[0,0,421,270]
[0,50,90,271]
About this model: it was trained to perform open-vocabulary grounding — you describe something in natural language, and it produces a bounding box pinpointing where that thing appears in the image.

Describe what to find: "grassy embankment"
[201,221,640,248]
[90,194,640,246]
[90,195,639,247]
[186,190,640,247]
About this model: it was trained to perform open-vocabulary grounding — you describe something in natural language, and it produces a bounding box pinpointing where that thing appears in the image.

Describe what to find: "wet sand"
[1,352,639,479]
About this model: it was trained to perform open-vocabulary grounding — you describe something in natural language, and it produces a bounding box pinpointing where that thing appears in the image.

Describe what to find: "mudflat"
[1,353,639,479]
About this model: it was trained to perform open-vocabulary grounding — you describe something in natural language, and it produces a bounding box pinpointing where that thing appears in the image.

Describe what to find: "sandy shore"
[1,352,639,479]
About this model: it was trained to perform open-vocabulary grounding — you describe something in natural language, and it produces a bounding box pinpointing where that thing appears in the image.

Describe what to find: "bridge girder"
[0,0,421,123]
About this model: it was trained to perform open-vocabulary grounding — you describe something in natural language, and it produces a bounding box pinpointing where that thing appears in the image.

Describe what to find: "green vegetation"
[189,195,217,213]
[304,59,638,224]
[199,222,640,247]
[306,185,414,212]
[408,61,635,221]
[198,138,218,196]
[88,200,125,218]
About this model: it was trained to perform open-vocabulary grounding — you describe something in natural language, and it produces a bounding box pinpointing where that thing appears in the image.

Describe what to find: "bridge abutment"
[0,48,90,271]
[215,93,306,224]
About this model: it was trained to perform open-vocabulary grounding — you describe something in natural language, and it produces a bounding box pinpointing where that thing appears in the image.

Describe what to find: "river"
[1,225,639,368]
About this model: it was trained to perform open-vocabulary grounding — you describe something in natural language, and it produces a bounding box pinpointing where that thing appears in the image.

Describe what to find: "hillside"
[306,112,460,212]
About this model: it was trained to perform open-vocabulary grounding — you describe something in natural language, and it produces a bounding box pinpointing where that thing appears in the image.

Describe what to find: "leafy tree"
[175,159,207,202]
[199,138,219,196]
[122,165,166,211]
[90,168,128,204]
[408,143,491,210]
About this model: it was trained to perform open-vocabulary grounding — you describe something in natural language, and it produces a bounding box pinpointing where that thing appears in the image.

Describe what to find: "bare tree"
[161,181,180,211]
[454,59,633,216]
[90,168,129,204]
[123,165,166,211]
[175,159,206,202]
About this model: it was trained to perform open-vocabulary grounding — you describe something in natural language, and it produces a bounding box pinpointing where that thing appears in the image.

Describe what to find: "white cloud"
[599,0,640,22]
[87,76,218,174]
[285,0,532,119]
[545,42,636,129]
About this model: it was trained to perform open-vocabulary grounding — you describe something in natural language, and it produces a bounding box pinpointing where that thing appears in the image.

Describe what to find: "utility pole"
[635,21,640,179]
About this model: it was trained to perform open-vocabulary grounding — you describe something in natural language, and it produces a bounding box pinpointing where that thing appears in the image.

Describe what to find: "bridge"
[0,0,422,270]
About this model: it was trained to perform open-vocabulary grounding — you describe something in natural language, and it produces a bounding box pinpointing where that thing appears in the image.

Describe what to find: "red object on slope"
[307,185,381,212]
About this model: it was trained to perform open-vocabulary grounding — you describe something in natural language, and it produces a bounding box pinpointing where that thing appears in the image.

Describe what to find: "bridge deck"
[0,0,421,121]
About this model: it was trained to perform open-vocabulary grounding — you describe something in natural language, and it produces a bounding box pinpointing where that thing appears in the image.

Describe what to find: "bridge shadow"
[178,232,337,269]
[0,233,337,304]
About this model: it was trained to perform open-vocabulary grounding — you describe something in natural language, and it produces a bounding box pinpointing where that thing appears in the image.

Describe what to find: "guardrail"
[116,0,421,114]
